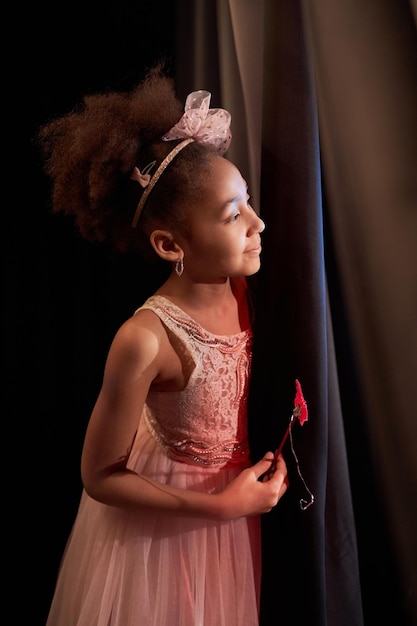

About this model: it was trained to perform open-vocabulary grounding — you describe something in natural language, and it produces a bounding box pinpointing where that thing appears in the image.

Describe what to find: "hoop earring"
[175,257,184,277]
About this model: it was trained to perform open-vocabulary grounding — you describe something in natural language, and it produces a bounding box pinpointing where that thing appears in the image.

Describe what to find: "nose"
[252,212,265,234]
[247,204,265,234]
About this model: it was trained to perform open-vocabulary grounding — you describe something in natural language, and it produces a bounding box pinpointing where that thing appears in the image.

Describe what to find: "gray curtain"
[302,0,417,621]
[176,0,416,624]
[176,0,263,211]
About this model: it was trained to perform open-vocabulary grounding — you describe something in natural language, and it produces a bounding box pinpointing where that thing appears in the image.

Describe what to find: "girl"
[38,66,288,626]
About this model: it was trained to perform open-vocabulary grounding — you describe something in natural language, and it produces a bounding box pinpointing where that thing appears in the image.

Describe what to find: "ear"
[150,229,184,263]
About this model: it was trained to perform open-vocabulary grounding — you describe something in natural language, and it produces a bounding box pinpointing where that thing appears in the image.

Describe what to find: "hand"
[216,452,288,520]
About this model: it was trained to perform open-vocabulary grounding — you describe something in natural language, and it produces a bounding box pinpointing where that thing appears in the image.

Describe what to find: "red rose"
[294,379,308,425]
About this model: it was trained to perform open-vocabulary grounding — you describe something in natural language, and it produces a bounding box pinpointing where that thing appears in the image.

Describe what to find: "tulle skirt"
[46,419,261,626]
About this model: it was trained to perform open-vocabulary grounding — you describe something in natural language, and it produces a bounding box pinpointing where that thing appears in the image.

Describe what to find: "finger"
[274,452,286,468]
[279,477,289,498]
[253,452,275,479]
[267,457,288,489]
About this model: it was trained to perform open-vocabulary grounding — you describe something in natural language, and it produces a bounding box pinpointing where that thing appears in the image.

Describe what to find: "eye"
[227,213,241,223]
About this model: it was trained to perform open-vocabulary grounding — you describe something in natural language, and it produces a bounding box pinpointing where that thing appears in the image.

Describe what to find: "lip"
[245,245,262,255]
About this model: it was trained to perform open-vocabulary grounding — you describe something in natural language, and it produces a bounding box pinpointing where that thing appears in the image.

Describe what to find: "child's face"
[180,157,265,281]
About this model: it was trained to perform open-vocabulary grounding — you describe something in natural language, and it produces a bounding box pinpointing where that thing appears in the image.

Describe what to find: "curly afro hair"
[37,64,219,256]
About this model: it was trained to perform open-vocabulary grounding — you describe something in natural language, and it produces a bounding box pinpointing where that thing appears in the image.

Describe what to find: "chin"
[244,262,262,277]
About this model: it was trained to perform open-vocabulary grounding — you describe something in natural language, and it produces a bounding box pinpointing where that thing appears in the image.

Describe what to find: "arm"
[80,311,288,520]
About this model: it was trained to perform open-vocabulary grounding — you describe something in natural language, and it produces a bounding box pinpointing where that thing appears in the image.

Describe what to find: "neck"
[155,275,250,334]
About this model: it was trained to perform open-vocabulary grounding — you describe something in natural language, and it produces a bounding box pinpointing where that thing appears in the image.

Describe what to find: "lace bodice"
[136,295,253,467]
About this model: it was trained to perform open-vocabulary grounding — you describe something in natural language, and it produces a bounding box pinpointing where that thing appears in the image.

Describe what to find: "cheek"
[185,229,219,252]
[185,225,244,260]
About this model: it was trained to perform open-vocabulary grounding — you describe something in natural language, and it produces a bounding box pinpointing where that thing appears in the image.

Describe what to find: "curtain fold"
[175,0,263,212]
[302,0,417,622]
[248,1,363,624]
[226,0,264,212]
[176,1,364,624]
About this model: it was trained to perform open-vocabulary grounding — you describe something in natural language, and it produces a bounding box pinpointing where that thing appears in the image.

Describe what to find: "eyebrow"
[217,196,241,217]
[221,184,249,209]
[225,195,241,206]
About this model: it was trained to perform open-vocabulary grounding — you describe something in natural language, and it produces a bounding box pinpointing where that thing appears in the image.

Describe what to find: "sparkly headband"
[131,90,232,228]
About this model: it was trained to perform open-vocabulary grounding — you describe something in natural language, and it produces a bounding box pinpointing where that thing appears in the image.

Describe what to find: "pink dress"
[46,295,261,626]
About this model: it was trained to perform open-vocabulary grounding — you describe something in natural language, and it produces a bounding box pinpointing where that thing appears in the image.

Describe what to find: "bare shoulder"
[107,308,167,370]
[107,306,185,389]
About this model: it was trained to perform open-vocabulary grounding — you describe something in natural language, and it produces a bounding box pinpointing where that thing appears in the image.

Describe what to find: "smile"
[245,246,262,255]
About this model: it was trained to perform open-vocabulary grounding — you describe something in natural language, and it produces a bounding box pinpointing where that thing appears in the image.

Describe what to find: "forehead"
[181,157,246,230]
[200,156,246,194]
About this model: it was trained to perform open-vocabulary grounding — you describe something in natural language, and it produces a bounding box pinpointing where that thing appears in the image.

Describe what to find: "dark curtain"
[250,2,363,625]
[18,1,415,624]
[176,1,416,624]
[303,4,417,625]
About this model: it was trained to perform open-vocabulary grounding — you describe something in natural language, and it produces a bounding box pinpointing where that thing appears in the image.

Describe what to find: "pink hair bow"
[162,90,232,155]
[130,162,157,188]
